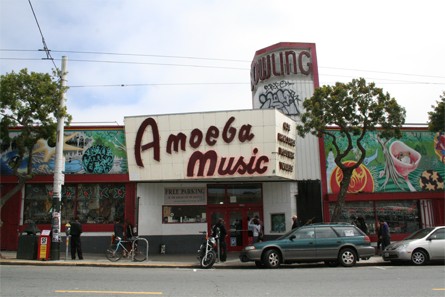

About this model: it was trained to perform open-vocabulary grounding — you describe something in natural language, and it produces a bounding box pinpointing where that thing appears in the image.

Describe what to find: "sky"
[1,0,444,126]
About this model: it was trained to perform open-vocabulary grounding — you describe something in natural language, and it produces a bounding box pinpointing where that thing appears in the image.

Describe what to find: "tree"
[0,68,71,209]
[428,91,445,132]
[297,78,406,222]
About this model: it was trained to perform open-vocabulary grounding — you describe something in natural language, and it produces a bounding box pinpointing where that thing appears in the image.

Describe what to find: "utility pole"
[50,56,67,260]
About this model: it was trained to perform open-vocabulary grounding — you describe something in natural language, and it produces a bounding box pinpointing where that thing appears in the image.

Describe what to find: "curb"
[0,257,387,269]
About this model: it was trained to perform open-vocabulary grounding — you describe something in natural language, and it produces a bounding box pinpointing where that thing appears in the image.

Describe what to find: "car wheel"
[411,249,428,265]
[338,248,357,267]
[263,249,281,268]
[325,260,339,267]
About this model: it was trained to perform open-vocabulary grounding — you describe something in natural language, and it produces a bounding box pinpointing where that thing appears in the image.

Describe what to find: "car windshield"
[404,228,434,240]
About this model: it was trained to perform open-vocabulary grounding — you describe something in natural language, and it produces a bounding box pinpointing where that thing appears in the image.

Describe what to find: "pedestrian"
[379,218,391,251]
[70,216,83,260]
[248,217,262,243]
[376,221,382,255]
[356,216,368,234]
[291,215,301,229]
[350,214,358,226]
[114,217,124,241]
[125,219,136,240]
[212,218,227,262]
[255,215,264,242]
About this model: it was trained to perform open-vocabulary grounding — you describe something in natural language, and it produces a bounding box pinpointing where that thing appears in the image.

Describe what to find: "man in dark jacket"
[212,218,227,262]
[291,215,301,229]
[379,218,391,251]
[70,216,83,260]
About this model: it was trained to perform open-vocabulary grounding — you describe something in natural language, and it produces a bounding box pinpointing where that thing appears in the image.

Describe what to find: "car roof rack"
[306,222,353,226]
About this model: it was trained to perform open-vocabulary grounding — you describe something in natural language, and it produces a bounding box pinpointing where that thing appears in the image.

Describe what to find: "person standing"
[125,220,136,240]
[113,218,124,240]
[379,218,391,251]
[248,217,262,243]
[212,218,227,262]
[376,221,382,255]
[70,216,83,260]
[357,216,368,234]
[291,215,301,229]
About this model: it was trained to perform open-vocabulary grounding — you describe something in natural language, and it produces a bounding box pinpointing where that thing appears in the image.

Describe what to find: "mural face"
[1,129,128,175]
[325,130,445,194]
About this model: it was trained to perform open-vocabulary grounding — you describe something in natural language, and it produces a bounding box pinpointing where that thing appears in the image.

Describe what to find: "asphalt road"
[1,263,444,297]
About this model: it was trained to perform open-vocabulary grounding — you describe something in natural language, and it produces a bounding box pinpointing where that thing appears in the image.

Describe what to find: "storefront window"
[24,184,53,224]
[207,184,262,205]
[328,201,375,234]
[61,185,77,224]
[271,213,286,232]
[77,184,125,224]
[375,201,420,234]
[162,205,206,223]
[227,184,262,204]
[329,200,421,235]
[24,183,125,225]
[207,187,225,204]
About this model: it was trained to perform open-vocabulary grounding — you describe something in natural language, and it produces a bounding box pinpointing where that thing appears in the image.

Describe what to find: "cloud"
[1,0,444,125]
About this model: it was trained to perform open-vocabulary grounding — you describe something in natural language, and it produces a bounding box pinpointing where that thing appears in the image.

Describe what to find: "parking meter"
[65,223,71,260]
[65,223,71,236]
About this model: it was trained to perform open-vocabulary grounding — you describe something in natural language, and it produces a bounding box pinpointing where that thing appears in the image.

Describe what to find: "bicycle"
[105,236,149,262]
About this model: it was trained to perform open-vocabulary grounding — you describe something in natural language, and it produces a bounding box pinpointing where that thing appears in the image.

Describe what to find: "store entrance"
[207,206,262,252]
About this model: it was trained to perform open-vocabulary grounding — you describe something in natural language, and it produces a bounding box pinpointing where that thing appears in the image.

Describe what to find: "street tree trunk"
[330,167,354,222]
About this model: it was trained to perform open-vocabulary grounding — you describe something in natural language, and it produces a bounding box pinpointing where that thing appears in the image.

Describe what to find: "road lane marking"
[55,290,162,295]
[433,288,445,291]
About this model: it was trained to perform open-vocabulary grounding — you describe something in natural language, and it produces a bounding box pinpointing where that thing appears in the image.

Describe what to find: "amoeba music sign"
[124,109,297,182]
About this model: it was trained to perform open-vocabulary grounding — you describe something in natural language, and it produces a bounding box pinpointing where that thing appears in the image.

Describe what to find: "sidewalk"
[0,250,387,268]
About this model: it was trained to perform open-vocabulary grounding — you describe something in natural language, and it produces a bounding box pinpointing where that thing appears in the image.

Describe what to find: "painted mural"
[325,130,445,194]
[1,129,128,175]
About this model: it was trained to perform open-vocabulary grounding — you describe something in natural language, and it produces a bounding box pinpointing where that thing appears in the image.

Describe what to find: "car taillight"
[364,235,371,243]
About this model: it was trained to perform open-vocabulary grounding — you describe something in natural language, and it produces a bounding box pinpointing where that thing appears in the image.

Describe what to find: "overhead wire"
[1,49,444,88]
[27,0,61,77]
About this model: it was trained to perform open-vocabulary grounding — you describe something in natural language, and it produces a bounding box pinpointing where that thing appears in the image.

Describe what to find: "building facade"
[321,128,445,242]
[1,126,135,253]
[1,42,443,255]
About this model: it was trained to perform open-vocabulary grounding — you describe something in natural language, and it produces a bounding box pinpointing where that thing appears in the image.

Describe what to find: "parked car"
[382,226,445,265]
[239,223,375,268]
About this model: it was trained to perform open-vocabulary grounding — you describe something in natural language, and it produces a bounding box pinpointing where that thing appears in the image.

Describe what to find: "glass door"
[207,206,263,252]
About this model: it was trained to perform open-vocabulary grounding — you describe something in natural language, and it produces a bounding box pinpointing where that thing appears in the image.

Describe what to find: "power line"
[69,82,248,88]
[27,0,60,76]
[0,49,249,63]
[2,48,445,80]
[3,58,443,88]
[0,57,247,71]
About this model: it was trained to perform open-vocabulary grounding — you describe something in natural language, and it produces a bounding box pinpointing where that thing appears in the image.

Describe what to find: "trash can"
[17,221,40,260]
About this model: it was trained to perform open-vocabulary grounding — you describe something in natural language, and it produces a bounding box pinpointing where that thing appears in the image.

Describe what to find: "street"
[1,264,444,297]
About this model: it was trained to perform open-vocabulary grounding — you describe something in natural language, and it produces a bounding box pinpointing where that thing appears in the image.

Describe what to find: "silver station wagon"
[240,223,375,268]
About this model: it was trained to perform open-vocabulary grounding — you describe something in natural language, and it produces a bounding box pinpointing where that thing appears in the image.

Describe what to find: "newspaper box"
[37,230,51,260]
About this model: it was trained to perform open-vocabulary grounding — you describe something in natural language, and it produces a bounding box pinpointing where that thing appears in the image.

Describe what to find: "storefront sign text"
[251,49,312,91]
[277,121,295,173]
[134,116,270,177]
[164,187,206,205]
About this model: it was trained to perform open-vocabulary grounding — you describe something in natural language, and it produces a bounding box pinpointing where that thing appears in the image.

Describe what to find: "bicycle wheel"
[105,244,123,262]
[132,239,148,262]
